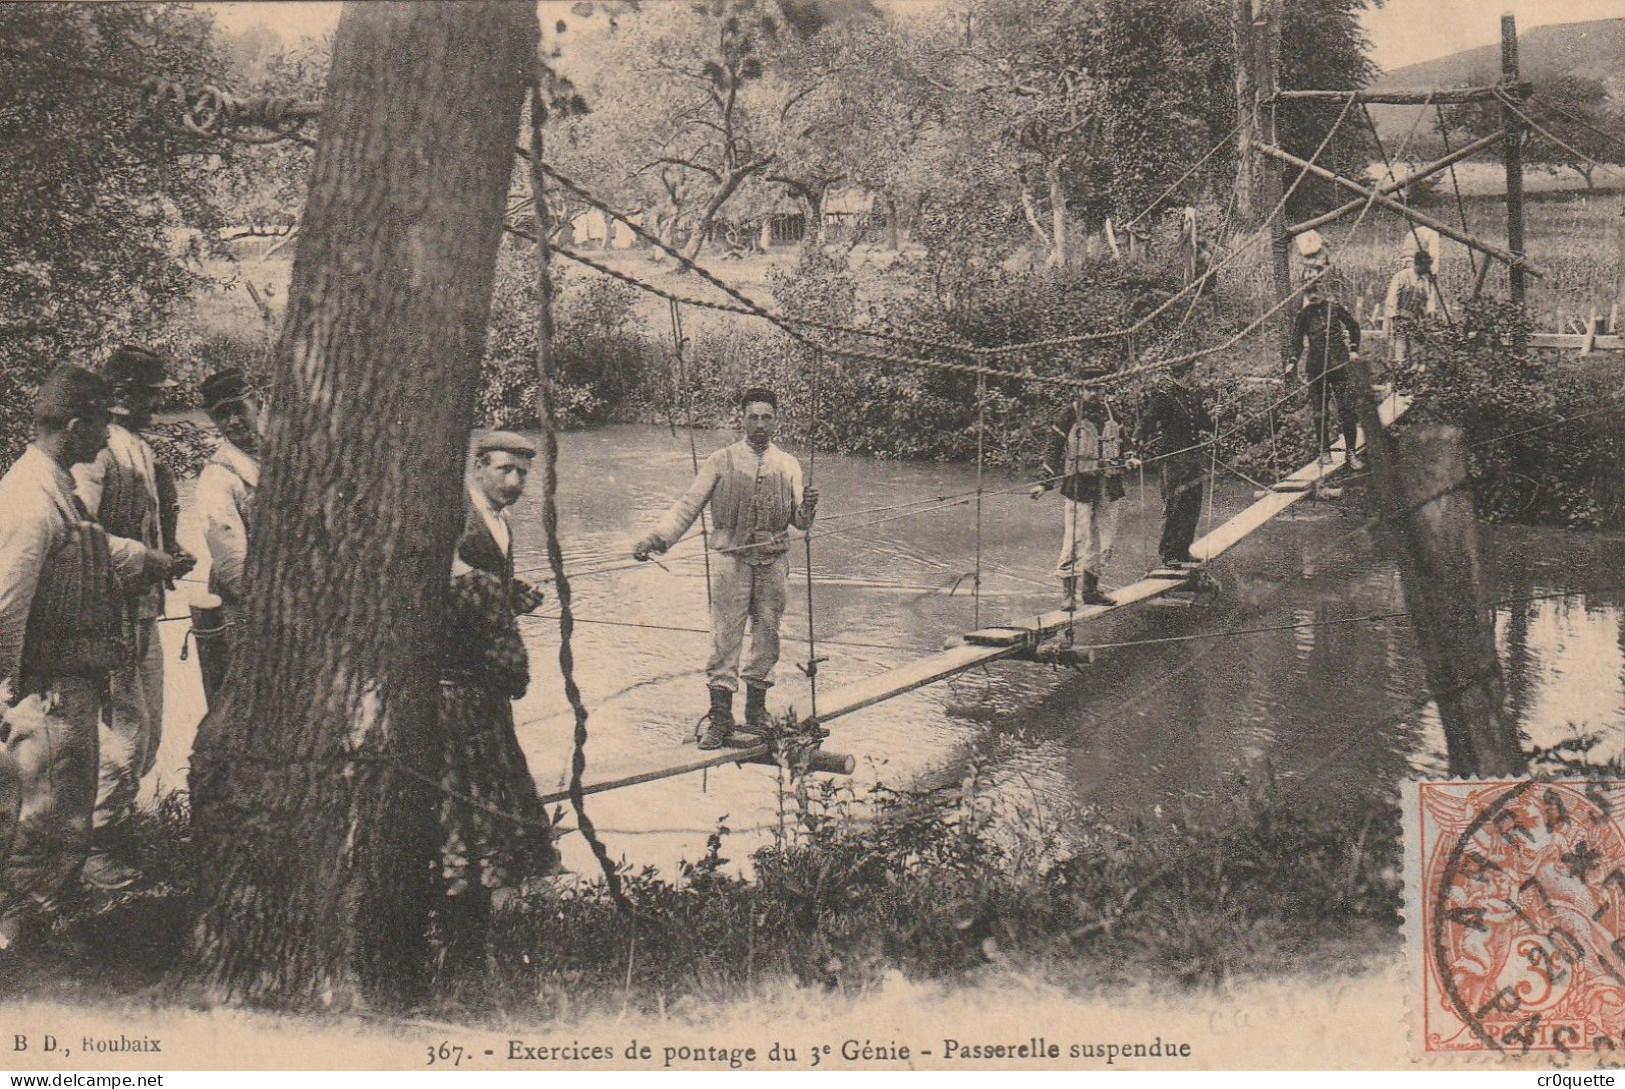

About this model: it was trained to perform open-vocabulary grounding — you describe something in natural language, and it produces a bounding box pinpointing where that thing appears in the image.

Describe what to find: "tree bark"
[186,2,534,1008]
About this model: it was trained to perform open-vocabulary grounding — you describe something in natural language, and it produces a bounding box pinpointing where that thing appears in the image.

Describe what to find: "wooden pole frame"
[1286,129,1510,237]
[1501,14,1528,303]
[1256,141,1543,276]
[1273,84,1529,106]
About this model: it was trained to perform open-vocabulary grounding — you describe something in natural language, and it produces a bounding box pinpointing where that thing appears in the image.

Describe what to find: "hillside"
[1374,18,1625,96]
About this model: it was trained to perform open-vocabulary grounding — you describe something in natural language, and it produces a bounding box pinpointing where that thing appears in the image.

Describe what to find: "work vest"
[1064,413,1122,477]
[711,446,795,554]
[20,519,126,691]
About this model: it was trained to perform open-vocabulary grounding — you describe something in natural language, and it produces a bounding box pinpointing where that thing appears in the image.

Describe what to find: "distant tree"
[0,3,230,463]
[1278,0,1380,217]
[1448,72,1620,192]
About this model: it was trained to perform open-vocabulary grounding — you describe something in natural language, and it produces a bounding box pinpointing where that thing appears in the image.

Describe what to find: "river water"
[154,424,1625,877]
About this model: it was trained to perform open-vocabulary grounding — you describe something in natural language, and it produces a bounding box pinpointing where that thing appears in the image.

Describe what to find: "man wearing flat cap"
[0,366,184,952]
[72,344,196,891]
[460,431,545,615]
[193,368,264,706]
[633,387,819,749]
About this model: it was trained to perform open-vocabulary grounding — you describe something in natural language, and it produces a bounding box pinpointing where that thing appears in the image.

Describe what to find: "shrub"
[479,244,666,430]
[1402,299,1624,528]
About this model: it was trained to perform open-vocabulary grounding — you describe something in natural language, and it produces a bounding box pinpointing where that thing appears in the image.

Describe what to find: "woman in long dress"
[433,547,557,983]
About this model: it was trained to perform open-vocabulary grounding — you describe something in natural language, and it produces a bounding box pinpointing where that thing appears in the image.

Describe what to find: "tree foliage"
[0,2,231,463]
[1446,72,1622,192]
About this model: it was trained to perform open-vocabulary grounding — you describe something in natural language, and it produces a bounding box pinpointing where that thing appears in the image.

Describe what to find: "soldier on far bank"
[0,367,187,954]
[73,345,196,890]
[1383,248,1443,372]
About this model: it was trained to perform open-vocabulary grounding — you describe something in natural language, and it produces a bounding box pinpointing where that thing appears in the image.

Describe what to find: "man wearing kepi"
[73,344,195,890]
[632,388,819,749]
[461,431,546,615]
[0,367,181,953]
[194,368,263,706]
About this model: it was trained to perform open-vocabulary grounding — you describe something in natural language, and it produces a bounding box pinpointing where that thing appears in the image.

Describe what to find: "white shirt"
[197,440,260,604]
[468,483,510,558]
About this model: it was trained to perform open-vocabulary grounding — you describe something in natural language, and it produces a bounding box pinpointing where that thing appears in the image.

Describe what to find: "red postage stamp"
[1410,779,1625,1058]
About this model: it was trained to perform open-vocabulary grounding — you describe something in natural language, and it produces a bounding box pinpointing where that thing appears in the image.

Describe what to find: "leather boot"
[1082,571,1115,606]
[1061,576,1078,610]
[744,683,771,733]
[699,686,735,750]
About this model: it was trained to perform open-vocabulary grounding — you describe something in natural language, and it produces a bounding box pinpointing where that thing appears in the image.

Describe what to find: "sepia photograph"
[2,0,1625,1074]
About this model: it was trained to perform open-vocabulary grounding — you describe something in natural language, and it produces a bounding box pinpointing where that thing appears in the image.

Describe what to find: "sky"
[203,0,1625,75]
[1361,0,1625,73]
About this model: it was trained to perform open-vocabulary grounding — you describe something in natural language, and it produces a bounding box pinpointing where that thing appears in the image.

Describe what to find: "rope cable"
[524,79,630,915]
[669,299,713,610]
[1435,104,1481,283]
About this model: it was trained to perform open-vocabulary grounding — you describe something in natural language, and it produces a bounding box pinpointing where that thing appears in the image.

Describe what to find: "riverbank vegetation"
[1,772,1399,1021]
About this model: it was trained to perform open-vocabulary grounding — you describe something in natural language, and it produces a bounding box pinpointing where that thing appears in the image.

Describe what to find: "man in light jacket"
[633,388,819,749]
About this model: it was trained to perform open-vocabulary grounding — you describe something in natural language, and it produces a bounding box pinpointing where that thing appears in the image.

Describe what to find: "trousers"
[1054,496,1118,578]
[0,677,101,937]
[1307,364,1360,457]
[1159,453,1206,562]
[707,554,789,692]
[95,616,163,847]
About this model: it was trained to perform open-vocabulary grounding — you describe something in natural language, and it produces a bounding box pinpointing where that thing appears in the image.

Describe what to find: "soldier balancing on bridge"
[1030,389,1138,609]
[633,387,819,750]
[1289,270,1367,472]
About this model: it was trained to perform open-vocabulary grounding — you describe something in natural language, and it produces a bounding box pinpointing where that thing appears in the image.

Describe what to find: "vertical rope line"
[1202,388,1218,543]
[1436,105,1481,284]
[973,372,986,629]
[802,351,821,724]
[526,80,629,915]
[1067,393,1080,639]
[669,300,712,610]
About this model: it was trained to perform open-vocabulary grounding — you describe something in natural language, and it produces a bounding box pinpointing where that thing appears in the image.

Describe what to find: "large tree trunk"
[186,2,534,1008]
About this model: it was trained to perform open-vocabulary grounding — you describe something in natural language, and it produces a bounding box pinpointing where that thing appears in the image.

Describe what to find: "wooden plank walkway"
[537,390,1408,805]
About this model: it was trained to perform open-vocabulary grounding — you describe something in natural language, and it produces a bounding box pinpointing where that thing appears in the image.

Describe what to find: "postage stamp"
[1408,779,1625,1059]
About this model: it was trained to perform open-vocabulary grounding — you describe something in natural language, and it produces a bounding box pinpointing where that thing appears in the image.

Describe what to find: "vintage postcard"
[2,0,1624,1075]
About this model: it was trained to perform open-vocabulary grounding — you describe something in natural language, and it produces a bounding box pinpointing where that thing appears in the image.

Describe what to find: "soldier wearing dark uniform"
[1139,360,1213,567]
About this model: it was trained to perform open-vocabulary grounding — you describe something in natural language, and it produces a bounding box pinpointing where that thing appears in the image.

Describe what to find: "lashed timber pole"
[1501,14,1528,303]
[1286,129,1510,238]
[1274,85,1528,105]
[1343,356,1526,778]
[1255,142,1544,276]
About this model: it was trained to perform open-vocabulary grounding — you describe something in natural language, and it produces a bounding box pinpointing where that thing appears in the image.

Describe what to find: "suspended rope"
[799,351,826,724]
[1434,104,1480,285]
[973,372,987,629]
[525,78,630,916]
[1361,97,1454,326]
[668,299,713,611]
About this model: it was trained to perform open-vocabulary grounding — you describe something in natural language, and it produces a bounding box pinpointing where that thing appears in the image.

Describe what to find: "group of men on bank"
[0,350,262,954]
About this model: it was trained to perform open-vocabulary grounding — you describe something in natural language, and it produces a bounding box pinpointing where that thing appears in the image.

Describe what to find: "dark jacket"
[458,502,540,613]
[1138,376,1212,461]
[1040,400,1128,504]
[1291,299,1361,378]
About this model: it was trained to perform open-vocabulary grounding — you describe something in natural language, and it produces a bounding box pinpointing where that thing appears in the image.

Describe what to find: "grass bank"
[0,770,1400,1025]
